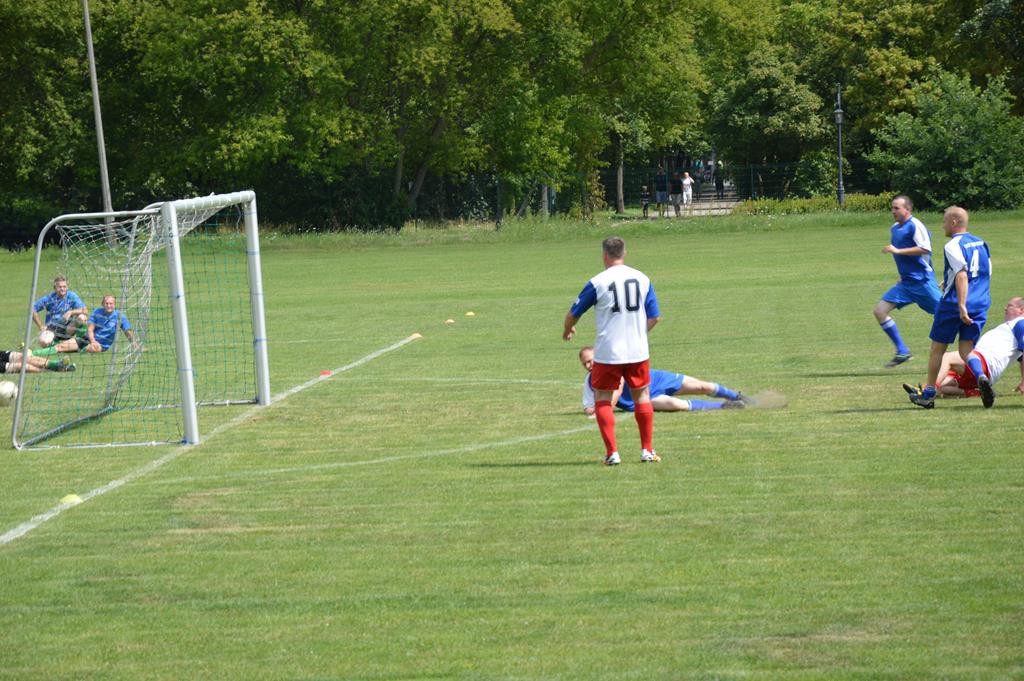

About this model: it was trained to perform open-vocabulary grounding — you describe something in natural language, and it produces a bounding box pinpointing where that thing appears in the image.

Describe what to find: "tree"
[868,69,1024,209]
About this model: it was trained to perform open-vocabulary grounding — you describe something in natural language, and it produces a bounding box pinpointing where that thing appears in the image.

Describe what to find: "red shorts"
[591,360,650,391]
[950,353,988,397]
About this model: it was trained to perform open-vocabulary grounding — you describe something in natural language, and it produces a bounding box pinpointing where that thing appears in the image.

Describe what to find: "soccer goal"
[12,191,270,449]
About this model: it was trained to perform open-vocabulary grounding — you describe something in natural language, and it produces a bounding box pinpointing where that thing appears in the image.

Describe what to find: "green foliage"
[1,0,1022,242]
[733,192,890,215]
[868,69,1024,209]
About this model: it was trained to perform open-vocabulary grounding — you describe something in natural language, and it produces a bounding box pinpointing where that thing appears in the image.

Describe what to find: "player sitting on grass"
[1,349,74,374]
[31,276,88,346]
[905,296,1024,406]
[33,295,136,355]
[577,346,747,414]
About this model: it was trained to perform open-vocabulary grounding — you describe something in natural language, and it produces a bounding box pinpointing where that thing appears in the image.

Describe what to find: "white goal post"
[12,191,270,449]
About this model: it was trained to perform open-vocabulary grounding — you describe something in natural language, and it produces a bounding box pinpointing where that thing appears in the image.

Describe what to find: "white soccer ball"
[0,381,18,407]
[39,329,55,346]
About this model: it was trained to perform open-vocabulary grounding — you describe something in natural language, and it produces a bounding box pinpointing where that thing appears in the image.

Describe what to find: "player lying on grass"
[32,276,88,346]
[1,349,74,374]
[577,346,747,414]
[33,295,136,355]
[905,296,1024,406]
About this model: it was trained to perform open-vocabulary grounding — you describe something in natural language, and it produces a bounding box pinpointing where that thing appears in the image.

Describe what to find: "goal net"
[12,191,270,449]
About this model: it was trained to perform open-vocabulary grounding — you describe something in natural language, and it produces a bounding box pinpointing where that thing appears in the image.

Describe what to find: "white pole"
[243,196,271,405]
[162,202,200,444]
[82,0,112,214]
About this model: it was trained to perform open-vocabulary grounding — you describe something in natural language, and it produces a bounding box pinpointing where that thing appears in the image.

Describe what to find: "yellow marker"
[465,311,476,317]
[60,494,82,506]
[411,332,423,339]
[444,319,455,325]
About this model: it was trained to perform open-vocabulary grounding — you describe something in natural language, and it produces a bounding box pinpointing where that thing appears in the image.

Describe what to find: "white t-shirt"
[682,177,695,193]
[974,317,1024,384]
[569,264,659,364]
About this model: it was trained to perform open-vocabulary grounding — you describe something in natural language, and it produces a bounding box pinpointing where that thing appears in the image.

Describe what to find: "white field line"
[0,334,422,547]
[137,421,604,488]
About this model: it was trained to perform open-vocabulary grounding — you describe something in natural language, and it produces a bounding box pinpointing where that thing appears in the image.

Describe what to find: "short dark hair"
[602,237,625,259]
[893,194,913,211]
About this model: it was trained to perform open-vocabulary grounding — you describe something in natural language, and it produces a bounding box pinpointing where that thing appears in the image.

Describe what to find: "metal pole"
[83,0,113,213]
[835,84,846,209]
[162,202,200,445]
[243,196,272,406]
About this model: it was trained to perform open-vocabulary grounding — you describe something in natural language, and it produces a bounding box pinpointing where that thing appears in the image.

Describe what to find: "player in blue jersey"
[873,195,941,367]
[563,237,660,465]
[908,207,992,408]
[577,346,746,413]
[31,276,88,346]
[35,295,137,356]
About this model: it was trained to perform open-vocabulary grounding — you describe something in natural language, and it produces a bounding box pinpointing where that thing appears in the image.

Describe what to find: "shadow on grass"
[466,461,598,468]
[801,370,901,378]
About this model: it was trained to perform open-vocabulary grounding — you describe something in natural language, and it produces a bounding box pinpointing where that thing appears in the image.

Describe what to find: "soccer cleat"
[640,449,660,463]
[885,353,913,368]
[977,374,995,409]
[603,452,621,466]
[902,382,924,396]
[60,362,76,373]
[721,395,747,409]
[907,391,935,409]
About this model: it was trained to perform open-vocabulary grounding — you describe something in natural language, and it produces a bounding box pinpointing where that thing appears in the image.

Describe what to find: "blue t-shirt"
[89,308,131,350]
[615,369,683,411]
[33,291,85,325]
[890,216,934,282]
[940,232,991,314]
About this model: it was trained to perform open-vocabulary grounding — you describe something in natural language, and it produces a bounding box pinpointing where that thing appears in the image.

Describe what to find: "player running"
[907,207,992,409]
[563,237,660,466]
[873,195,941,368]
[576,346,747,414]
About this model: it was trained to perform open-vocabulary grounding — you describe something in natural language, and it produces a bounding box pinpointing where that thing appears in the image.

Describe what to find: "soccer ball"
[39,329,55,346]
[0,381,18,407]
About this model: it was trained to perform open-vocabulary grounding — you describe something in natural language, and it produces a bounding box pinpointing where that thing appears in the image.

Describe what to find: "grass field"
[1,209,1023,679]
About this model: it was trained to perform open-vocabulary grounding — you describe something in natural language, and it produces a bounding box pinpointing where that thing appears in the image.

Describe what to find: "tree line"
[1,0,1022,245]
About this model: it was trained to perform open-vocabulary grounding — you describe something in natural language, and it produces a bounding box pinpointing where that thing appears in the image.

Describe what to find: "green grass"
[1,209,1023,679]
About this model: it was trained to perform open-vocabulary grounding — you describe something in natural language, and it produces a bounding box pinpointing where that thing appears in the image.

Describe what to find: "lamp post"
[834,84,845,209]
[83,0,112,214]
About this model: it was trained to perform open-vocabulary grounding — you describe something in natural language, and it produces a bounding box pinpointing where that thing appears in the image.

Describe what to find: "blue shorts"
[617,371,684,411]
[881,279,940,314]
[930,307,986,344]
[655,190,668,203]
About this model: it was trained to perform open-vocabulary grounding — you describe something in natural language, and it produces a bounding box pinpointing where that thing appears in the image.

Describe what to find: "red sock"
[595,400,617,455]
[634,401,654,452]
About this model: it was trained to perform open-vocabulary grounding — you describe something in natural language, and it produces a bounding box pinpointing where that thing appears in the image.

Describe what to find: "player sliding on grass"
[576,346,747,414]
[563,236,660,466]
[907,207,992,409]
[905,296,1024,406]
[33,295,137,356]
[1,349,74,374]
[873,195,941,368]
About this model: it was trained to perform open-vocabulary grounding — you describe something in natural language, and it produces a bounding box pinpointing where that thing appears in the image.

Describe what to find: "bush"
[868,69,1024,209]
[732,193,891,215]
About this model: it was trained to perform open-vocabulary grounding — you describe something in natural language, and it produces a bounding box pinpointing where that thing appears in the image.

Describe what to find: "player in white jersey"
[966,296,1024,407]
[563,237,660,465]
[905,297,1024,405]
